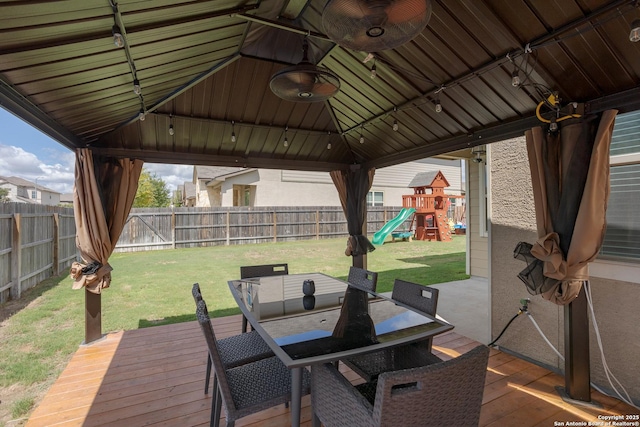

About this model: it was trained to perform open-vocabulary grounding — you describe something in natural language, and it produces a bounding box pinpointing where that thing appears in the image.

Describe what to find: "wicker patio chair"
[311,344,490,427]
[239,263,289,332]
[191,283,273,395]
[347,266,378,292]
[196,300,310,427]
[342,280,440,381]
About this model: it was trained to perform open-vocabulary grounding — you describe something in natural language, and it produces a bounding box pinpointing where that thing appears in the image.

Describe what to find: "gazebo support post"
[561,288,592,403]
[85,290,102,344]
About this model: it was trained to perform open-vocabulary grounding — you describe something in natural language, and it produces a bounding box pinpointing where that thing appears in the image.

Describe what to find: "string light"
[169,114,174,135]
[327,142,332,150]
[231,121,236,143]
[370,60,377,79]
[434,95,442,113]
[283,126,289,147]
[133,78,141,95]
[359,125,364,144]
[631,19,640,42]
[511,67,521,87]
[112,25,124,48]
[138,109,145,121]
[392,107,399,131]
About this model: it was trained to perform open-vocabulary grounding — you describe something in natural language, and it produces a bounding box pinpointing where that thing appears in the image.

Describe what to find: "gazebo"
[1,0,639,407]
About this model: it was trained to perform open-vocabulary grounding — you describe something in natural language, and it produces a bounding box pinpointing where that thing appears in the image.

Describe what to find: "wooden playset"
[402,171,457,242]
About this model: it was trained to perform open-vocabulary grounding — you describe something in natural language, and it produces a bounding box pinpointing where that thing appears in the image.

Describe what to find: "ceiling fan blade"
[323,0,432,51]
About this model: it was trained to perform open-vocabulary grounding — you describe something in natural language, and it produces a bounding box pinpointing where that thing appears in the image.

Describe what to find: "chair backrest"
[391,279,438,316]
[347,266,378,292]
[373,345,490,427]
[195,300,235,412]
[240,263,289,279]
[192,282,202,304]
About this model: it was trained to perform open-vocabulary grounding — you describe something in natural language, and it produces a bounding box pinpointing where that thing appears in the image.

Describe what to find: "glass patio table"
[228,272,454,427]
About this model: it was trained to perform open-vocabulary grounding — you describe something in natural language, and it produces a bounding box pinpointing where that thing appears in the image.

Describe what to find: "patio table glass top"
[228,272,453,366]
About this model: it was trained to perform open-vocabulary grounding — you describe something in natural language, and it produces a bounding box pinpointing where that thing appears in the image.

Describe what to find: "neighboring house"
[59,193,74,205]
[192,158,463,208]
[0,175,60,205]
[178,182,196,207]
[467,109,640,406]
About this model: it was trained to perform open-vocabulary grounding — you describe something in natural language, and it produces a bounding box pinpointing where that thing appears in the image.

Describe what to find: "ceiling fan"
[269,39,340,102]
[322,0,432,52]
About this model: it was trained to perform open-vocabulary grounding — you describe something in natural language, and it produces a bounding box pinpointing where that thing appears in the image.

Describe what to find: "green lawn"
[0,236,466,425]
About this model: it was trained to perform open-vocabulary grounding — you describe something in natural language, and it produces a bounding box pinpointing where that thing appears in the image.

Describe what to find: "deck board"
[27,314,638,427]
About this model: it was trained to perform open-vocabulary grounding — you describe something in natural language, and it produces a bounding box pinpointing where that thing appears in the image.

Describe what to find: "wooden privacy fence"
[0,203,76,303]
[0,203,457,302]
[114,206,410,252]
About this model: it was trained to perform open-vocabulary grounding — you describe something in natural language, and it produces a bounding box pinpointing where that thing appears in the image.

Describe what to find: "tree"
[133,169,171,207]
[150,173,171,207]
[172,188,183,207]
[0,187,9,202]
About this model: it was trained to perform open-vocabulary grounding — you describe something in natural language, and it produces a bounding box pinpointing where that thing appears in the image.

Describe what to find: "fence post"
[11,213,22,300]
[53,213,60,275]
[316,210,320,240]
[226,210,230,246]
[171,207,176,249]
[273,211,277,243]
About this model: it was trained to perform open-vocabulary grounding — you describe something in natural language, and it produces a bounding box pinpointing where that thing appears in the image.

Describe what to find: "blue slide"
[372,208,416,245]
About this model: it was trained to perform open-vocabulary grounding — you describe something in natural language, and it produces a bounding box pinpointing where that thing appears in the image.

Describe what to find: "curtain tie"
[531,232,588,282]
[71,260,113,294]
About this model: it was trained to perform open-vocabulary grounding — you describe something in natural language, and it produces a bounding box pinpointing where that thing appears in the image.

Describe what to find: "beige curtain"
[71,148,143,294]
[330,167,376,257]
[524,110,617,304]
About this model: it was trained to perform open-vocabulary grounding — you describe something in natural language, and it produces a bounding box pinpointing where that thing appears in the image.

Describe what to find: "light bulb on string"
[231,121,236,143]
[359,125,364,144]
[112,25,124,48]
[392,107,399,131]
[138,109,145,121]
[511,66,520,87]
[133,78,141,95]
[327,142,332,150]
[283,126,289,147]
[370,62,377,79]
[631,20,640,42]
[434,96,442,113]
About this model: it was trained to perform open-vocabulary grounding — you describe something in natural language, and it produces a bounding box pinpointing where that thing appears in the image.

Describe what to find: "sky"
[0,108,193,195]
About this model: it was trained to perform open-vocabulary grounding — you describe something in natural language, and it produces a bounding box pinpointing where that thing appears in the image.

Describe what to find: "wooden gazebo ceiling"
[1,0,639,171]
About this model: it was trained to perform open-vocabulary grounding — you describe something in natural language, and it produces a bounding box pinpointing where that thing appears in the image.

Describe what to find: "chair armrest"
[311,363,374,427]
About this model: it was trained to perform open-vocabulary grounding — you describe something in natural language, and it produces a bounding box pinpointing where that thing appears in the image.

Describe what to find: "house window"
[366,191,383,207]
[31,190,37,199]
[601,110,640,260]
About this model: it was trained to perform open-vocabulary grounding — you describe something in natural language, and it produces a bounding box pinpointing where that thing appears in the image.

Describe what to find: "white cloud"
[0,143,194,195]
[144,163,193,191]
[0,144,75,193]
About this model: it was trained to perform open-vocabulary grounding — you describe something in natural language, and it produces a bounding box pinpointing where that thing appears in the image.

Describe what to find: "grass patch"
[11,397,34,419]
[0,236,467,424]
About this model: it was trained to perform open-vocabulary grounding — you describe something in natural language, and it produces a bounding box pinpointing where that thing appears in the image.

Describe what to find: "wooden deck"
[27,315,637,427]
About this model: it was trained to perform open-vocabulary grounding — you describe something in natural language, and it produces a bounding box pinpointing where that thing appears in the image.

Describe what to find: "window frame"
[593,110,640,277]
[366,190,384,207]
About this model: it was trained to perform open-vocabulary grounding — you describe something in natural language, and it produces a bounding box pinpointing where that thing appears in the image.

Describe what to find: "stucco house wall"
[489,136,640,404]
